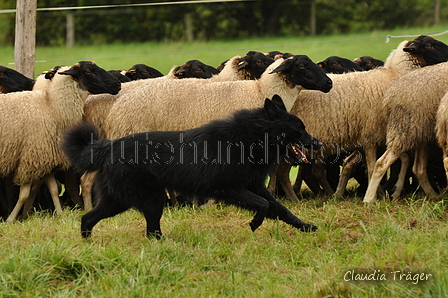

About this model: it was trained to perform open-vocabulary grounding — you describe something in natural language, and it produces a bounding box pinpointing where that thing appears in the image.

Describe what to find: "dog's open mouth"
[291,144,309,164]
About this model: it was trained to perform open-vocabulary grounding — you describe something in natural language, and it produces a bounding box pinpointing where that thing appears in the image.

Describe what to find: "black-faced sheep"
[108,70,131,83]
[104,55,332,140]
[0,65,35,93]
[403,35,448,66]
[317,56,364,73]
[436,91,448,181]
[272,39,435,200]
[353,56,384,70]
[124,63,164,80]
[173,59,219,79]
[1,61,121,222]
[363,61,448,203]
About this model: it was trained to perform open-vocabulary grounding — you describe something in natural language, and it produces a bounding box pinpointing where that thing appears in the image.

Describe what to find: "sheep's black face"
[404,35,448,66]
[353,56,384,70]
[175,60,219,79]
[240,51,274,79]
[271,55,333,93]
[125,64,164,80]
[318,56,364,74]
[0,65,34,93]
[264,95,322,163]
[60,61,121,95]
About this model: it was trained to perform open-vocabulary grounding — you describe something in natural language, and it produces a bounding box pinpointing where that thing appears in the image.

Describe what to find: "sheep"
[436,91,448,180]
[0,65,35,93]
[104,55,332,140]
[353,56,384,70]
[0,61,121,222]
[83,51,275,137]
[271,39,433,200]
[108,70,131,83]
[363,61,448,203]
[317,56,364,73]
[172,59,219,79]
[403,35,448,66]
[124,63,164,80]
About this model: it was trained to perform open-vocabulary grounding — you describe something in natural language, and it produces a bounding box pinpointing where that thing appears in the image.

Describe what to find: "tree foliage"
[0,0,443,46]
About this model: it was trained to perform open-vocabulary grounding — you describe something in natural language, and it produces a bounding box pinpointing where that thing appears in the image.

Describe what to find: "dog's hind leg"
[135,189,167,240]
[81,197,130,238]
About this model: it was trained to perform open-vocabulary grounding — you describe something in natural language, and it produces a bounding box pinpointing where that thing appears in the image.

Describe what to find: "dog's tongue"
[292,145,309,163]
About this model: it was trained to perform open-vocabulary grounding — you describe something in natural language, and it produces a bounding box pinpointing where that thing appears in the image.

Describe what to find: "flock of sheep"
[1,34,448,222]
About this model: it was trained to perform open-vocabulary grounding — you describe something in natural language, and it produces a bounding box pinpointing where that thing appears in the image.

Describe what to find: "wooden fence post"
[14,0,37,79]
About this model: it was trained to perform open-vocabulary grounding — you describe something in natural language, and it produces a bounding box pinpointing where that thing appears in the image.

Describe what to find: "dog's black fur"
[62,95,322,239]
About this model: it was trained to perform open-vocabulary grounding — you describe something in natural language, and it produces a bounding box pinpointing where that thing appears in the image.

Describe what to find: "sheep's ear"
[269,58,292,74]
[237,60,249,69]
[271,95,287,111]
[59,64,82,79]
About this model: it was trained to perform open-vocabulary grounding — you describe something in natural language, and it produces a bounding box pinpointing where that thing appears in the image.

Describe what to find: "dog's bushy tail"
[62,121,110,174]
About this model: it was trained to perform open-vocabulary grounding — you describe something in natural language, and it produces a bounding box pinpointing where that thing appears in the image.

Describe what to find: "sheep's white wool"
[103,58,305,139]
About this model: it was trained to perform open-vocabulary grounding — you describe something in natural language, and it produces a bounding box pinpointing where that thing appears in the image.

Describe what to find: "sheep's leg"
[276,156,298,200]
[334,150,362,197]
[363,149,401,204]
[6,183,32,222]
[45,174,63,215]
[267,166,278,193]
[166,189,178,207]
[297,164,323,194]
[22,180,44,216]
[80,171,96,211]
[311,163,334,195]
[64,170,83,208]
[412,146,438,197]
[364,146,377,181]
[391,152,410,199]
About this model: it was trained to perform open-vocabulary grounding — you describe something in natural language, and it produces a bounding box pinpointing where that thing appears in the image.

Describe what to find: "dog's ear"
[271,94,287,111]
[264,98,284,119]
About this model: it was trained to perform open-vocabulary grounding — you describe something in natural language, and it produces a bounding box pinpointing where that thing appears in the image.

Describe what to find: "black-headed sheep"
[1,61,120,222]
[353,56,384,70]
[273,39,437,200]
[0,65,35,93]
[317,56,364,73]
[104,55,332,140]
[125,63,164,80]
[363,61,448,203]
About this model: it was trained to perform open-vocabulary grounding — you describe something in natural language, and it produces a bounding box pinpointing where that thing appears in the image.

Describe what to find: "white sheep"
[363,61,448,203]
[272,40,427,200]
[0,61,121,222]
[104,55,332,140]
[436,91,448,180]
[83,52,275,137]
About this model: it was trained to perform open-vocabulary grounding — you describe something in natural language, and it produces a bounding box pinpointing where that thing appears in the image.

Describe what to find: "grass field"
[1,24,448,76]
[1,25,448,297]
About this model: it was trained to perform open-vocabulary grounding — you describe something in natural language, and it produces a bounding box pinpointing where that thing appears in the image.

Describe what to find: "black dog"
[62,95,322,239]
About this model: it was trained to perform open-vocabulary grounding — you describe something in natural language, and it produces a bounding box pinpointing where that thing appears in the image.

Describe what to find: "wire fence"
[4,29,442,66]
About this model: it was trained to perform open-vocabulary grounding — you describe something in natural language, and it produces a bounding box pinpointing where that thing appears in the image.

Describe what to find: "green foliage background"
[0,0,445,46]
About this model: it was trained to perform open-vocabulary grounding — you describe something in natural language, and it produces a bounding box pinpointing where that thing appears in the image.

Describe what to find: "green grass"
[1,24,448,76]
[0,194,447,297]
